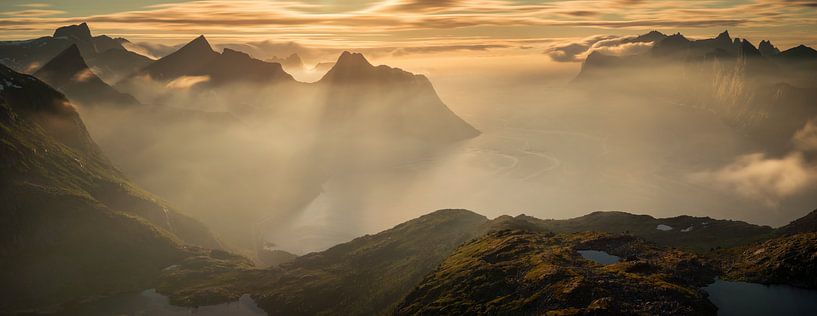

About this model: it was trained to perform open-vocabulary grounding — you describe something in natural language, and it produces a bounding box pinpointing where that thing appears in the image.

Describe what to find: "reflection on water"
[704,280,817,316]
[56,289,267,316]
[578,250,620,265]
[264,91,817,254]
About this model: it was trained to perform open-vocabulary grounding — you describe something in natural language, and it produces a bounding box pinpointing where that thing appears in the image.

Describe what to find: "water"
[704,280,817,316]
[577,250,620,265]
[55,289,267,316]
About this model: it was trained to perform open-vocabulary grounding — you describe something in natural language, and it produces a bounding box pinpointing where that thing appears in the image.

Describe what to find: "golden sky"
[1,0,816,58]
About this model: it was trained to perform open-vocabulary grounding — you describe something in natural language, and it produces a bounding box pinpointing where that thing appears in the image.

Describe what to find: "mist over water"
[78,53,817,255]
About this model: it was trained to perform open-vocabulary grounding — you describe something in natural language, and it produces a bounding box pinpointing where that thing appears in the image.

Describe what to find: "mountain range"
[573,30,817,154]
[0,23,152,83]
[1,64,815,313]
[2,23,816,315]
[152,207,817,316]
[33,44,139,106]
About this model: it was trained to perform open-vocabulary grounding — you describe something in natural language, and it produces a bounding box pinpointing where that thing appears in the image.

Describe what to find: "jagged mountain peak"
[758,40,780,56]
[335,51,373,68]
[34,44,90,79]
[34,45,140,106]
[716,30,732,42]
[53,22,92,40]
[221,47,251,59]
[739,39,761,57]
[634,30,667,42]
[179,35,215,54]
[319,51,385,82]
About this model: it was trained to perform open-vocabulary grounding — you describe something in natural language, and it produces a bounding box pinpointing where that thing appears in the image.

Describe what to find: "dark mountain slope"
[510,211,773,251]
[0,65,222,312]
[317,51,480,143]
[724,232,817,289]
[137,35,220,81]
[132,36,293,86]
[34,45,139,106]
[0,23,152,82]
[777,209,817,236]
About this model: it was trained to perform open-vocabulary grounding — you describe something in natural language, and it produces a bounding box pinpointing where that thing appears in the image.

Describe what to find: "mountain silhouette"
[780,44,817,60]
[34,44,139,106]
[266,53,305,72]
[317,51,479,142]
[0,23,152,82]
[53,22,96,54]
[758,40,780,57]
[133,35,293,85]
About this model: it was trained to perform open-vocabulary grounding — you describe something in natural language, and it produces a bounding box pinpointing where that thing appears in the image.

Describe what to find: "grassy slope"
[397,230,718,315]
[516,211,774,252]
[156,209,489,315]
[0,65,224,312]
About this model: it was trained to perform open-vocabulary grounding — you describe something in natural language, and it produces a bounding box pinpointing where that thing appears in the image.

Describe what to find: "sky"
[1,0,816,55]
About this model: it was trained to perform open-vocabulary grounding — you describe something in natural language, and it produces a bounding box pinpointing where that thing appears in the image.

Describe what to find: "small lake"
[704,280,817,316]
[55,289,267,316]
[577,250,620,265]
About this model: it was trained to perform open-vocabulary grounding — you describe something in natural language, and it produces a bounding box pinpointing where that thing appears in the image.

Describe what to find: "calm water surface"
[56,289,267,316]
[704,280,817,316]
[577,250,620,265]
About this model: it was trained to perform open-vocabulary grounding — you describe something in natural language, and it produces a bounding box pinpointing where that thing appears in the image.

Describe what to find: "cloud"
[166,75,210,89]
[793,119,817,152]
[691,152,817,206]
[71,68,95,82]
[16,3,52,8]
[390,44,509,56]
[544,34,655,62]
[2,9,65,17]
[0,0,813,49]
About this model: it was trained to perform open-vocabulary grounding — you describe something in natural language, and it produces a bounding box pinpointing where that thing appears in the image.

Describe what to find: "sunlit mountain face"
[2,1,817,315]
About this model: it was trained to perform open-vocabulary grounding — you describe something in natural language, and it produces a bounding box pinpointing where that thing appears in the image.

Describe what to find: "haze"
[2,0,816,257]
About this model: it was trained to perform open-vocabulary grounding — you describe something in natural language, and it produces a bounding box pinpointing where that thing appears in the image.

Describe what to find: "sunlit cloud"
[691,152,817,207]
[71,68,95,82]
[0,0,814,49]
[2,9,66,17]
[16,3,52,8]
[166,75,210,89]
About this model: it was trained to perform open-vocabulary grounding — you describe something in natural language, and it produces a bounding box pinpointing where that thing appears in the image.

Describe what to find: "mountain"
[266,53,305,72]
[53,23,96,54]
[33,45,139,106]
[397,230,718,315]
[758,40,780,57]
[572,30,817,152]
[137,35,219,82]
[0,64,223,313]
[780,44,817,60]
[777,209,817,236]
[131,35,293,86]
[156,209,489,314]
[633,30,667,42]
[724,232,817,289]
[122,208,815,315]
[317,51,480,142]
[0,23,152,83]
[512,211,774,251]
[311,61,335,73]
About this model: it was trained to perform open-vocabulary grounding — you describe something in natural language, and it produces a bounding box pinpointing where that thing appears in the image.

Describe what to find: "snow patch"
[656,224,673,231]
[681,226,693,232]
